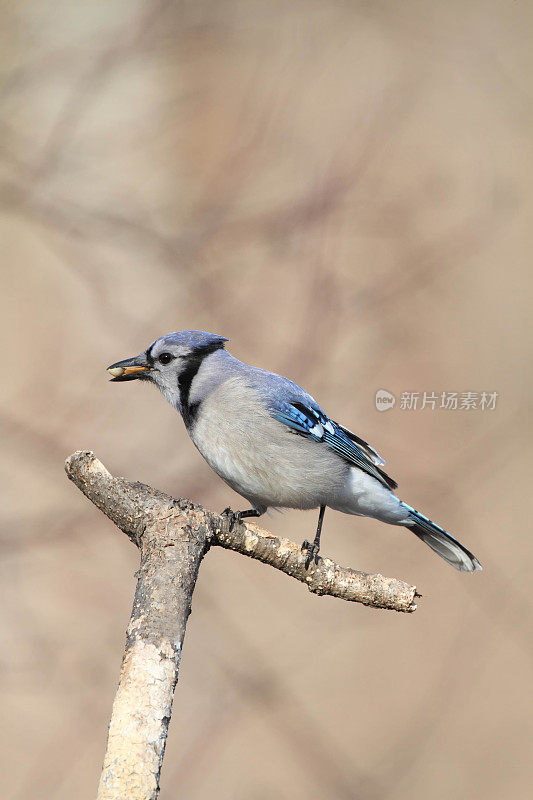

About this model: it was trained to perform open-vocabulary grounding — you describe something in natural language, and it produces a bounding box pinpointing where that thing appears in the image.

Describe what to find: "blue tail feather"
[401,503,482,573]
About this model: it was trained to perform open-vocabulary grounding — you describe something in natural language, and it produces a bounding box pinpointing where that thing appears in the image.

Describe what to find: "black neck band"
[178,341,225,427]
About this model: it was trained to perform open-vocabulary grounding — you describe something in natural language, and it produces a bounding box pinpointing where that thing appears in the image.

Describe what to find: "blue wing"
[271,400,398,490]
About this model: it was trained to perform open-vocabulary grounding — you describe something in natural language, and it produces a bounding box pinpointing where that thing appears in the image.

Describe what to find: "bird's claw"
[301,539,321,569]
[222,507,240,531]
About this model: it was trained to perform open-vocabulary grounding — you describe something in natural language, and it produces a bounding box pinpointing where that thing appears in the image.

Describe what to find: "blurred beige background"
[1,1,532,798]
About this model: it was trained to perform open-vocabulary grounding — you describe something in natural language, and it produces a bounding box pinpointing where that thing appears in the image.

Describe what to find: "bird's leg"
[222,507,262,531]
[302,505,326,569]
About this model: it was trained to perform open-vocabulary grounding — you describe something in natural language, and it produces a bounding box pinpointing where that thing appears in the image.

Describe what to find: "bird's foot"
[222,507,262,531]
[301,539,321,569]
[222,506,240,531]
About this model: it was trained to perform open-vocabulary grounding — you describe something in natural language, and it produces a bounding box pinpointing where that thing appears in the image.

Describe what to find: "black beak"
[107,354,152,382]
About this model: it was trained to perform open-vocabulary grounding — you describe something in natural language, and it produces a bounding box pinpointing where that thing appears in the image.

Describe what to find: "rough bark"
[65,450,419,800]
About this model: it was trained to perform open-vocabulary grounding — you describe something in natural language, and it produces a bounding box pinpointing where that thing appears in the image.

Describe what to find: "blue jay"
[107,330,481,572]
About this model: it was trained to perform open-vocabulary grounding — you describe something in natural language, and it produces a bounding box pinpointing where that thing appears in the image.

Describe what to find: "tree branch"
[65,450,418,800]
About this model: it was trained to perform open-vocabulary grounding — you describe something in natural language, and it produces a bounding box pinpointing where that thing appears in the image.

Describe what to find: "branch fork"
[65,450,418,800]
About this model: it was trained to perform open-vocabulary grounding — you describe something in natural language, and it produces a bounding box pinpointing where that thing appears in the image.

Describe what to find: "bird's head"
[107,330,228,406]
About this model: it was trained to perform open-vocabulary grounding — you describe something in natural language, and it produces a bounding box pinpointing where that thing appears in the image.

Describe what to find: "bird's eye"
[158,352,173,365]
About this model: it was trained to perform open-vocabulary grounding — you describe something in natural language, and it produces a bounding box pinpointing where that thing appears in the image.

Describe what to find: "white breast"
[189,378,348,510]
